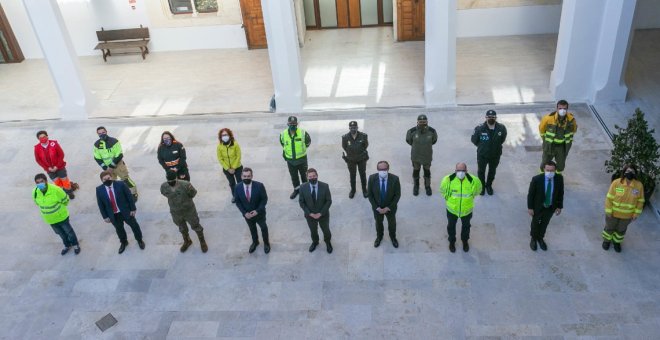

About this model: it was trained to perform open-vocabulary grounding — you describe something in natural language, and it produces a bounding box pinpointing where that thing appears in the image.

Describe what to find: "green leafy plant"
[604,108,660,197]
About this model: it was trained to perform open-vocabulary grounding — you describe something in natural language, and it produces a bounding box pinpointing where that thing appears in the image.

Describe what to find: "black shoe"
[289,190,299,199]
[392,238,399,248]
[613,243,622,253]
[425,186,432,196]
[449,242,456,253]
[602,241,611,250]
[231,197,236,203]
[138,240,145,250]
[413,186,419,196]
[538,239,547,251]
[264,243,271,254]
[486,186,493,195]
[326,242,333,254]
[374,238,382,248]
[249,242,258,253]
[61,247,70,256]
[530,238,537,251]
[118,242,127,254]
[349,190,355,199]
[480,187,485,196]
[67,192,75,200]
[309,242,318,253]
[462,241,469,252]
[74,245,81,255]
[363,192,368,198]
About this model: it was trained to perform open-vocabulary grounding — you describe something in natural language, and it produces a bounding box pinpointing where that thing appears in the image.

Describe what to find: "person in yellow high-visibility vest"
[280,116,311,199]
[33,173,80,255]
[603,164,645,253]
[539,100,578,173]
[440,162,482,253]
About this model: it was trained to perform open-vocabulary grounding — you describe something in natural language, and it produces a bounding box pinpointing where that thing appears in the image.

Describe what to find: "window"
[168,0,218,14]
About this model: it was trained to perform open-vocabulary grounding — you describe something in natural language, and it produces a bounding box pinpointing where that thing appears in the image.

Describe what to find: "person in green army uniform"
[160,171,208,253]
[405,114,438,196]
[93,127,139,201]
[33,173,81,255]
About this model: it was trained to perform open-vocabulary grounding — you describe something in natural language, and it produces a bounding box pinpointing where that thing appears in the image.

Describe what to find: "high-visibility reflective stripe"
[604,208,613,213]
[451,194,472,198]
[602,231,612,240]
[612,207,634,213]
[612,232,624,243]
[38,203,59,209]
[611,201,636,208]
[638,199,645,202]
[40,206,62,214]
[634,209,643,214]
[606,193,615,199]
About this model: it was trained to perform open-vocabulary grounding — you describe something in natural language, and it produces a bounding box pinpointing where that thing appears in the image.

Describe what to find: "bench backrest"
[96,27,149,42]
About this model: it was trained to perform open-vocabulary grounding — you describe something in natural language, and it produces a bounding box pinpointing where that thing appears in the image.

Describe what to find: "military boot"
[180,233,193,253]
[413,178,420,196]
[196,230,208,253]
[424,176,432,196]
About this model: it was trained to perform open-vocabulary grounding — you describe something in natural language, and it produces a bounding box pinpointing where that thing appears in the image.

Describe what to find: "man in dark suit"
[298,168,333,253]
[96,170,145,254]
[367,161,401,248]
[234,167,270,254]
[527,160,564,251]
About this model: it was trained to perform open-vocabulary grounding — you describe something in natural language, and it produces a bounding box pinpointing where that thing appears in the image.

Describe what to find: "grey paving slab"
[0,104,658,338]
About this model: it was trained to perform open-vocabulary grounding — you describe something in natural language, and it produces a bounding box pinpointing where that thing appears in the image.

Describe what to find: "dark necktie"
[312,185,317,204]
[544,178,552,207]
[380,179,386,204]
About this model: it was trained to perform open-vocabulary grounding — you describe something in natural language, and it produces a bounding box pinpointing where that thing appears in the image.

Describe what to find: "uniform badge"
[498,132,502,136]
[632,189,640,195]
[173,151,178,154]
[348,141,351,146]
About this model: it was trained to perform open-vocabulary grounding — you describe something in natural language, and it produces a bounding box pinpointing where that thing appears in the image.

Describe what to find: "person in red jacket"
[34,130,79,199]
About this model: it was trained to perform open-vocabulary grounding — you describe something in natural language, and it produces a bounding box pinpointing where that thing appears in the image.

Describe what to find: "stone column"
[424,0,457,107]
[550,0,637,104]
[23,0,95,120]
[261,0,305,113]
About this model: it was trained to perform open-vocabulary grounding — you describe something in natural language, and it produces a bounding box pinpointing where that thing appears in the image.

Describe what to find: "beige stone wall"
[147,0,243,28]
[458,0,561,10]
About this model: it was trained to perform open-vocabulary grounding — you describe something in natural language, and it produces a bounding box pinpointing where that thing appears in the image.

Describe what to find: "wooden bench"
[94,26,150,62]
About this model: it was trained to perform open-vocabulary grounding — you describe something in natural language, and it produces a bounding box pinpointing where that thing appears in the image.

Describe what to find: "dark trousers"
[530,207,554,240]
[412,162,432,187]
[223,165,243,197]
[306,216,331,243]
[287,161,308,189]
[50,217,79,247]
[374,211,397,239]
[477,154,500,187]
[246,216,269,244]
[112,213,143,244]
[347,160,367,191]
[447,211,472,243]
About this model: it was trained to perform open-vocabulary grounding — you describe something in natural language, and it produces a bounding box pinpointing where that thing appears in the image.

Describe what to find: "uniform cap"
[349,121,358,127]
[486,110,497,117]
[287,116,298,124]
[417,114,428,121]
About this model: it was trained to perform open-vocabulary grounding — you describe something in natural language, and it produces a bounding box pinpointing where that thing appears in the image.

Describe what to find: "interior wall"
[457,5,562,37]
[634,0,660,29]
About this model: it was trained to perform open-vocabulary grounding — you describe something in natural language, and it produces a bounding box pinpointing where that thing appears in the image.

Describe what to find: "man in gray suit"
[299,168,333,253]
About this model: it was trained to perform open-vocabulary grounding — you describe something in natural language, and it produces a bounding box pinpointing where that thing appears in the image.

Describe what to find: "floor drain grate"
[96,313,118,332]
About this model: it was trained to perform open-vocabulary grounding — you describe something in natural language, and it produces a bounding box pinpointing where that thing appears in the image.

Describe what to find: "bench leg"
[102,49,108,62]
[145,46,149,54]
[140,47,146,60]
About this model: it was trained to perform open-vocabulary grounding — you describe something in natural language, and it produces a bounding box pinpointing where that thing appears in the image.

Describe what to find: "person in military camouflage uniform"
[160,171,208,253]
[342,121,369,199]
[93,127,139,201]
[405,114,438,196]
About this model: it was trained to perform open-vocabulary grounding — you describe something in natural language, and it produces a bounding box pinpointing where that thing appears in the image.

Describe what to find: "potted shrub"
[604,108,660,205]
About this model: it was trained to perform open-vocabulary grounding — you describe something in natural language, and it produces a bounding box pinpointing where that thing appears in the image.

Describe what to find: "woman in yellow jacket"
[603,164,645,253]
[217,128,243,203]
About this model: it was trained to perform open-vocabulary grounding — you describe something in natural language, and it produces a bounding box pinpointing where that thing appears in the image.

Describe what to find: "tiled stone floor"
[1,103,659,338]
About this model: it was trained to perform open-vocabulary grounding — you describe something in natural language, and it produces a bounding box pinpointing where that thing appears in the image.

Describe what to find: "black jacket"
[299,181,332,217]
[342,131,369,162]
[157,141,187,171]
[527,174,564,212]
[471,122,507,157]
[367,173,401,213]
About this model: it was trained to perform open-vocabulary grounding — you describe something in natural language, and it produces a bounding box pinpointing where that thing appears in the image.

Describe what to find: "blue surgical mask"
[378,171,388,179]
[36,183,46,190]
[163,139,172,146]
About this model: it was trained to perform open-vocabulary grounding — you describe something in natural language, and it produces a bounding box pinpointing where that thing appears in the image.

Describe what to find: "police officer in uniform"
[160,171,208,253]
[342,121,369,198]
[280,116,312,199]
[405,114,438,196]
[471,110,507,195]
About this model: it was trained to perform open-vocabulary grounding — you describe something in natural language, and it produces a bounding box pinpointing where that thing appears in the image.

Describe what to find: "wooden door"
[337,0,361,28]
[0,3,24,63]
[239,0,267,49]
[397,0,424,41]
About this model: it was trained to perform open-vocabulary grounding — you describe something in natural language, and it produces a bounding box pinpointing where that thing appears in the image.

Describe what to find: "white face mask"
[221,135,230,143]
[558,109,567,117]
[378,170,388,179]
[545,171,555,179]
[456,171,466,179]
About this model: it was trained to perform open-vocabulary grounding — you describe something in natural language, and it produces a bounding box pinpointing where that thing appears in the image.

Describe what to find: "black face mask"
[242,179,252,185]
[103,179,113,187]
[487,119,496,125]
[624,172,635,180]
[349,128,358,134]
[309,179,318,185]
[99,134,108,140]
[167,180,176,186]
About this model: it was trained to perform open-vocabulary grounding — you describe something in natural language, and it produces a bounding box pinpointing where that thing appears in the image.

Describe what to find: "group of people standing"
[31,99,645,257]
